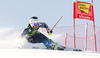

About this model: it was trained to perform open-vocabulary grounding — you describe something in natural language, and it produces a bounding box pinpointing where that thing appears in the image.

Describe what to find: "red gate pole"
[91,0,97,52]
[93,21,97,52]
[65,33,67,47]
[85,23,88,51]
[73,0,77,48]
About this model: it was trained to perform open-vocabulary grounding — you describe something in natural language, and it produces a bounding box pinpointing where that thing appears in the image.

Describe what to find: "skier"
[20,16,65,50]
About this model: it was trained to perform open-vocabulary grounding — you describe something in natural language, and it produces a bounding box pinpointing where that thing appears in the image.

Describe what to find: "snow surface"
[0,49,100,58]
[0,28,100,58]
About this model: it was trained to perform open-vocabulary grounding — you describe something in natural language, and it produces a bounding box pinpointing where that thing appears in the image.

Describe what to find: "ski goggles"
[33,23,40,26]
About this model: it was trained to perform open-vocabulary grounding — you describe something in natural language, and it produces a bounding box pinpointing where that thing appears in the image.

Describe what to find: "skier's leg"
[26,32,48,43]
[43,38,53,47]
[42,38,66,50]
[45,41,66,50]
[27,32,65,50]
[36,32,66,50]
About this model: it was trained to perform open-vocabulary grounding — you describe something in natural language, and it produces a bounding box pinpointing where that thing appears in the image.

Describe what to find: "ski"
[32,47,82,51]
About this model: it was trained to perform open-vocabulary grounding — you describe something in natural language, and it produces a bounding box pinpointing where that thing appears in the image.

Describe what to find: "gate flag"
[73,0,97,51]
[74,1,94,21]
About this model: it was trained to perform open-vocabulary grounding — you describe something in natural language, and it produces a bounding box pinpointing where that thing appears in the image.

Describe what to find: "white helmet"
[29,16,39,27]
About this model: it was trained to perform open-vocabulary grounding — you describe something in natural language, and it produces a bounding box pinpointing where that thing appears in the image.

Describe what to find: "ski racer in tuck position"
[21,16,65,50]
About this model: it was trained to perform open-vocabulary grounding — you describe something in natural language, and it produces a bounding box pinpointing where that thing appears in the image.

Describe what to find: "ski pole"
[48,16,63,35]
[51,16,63,30]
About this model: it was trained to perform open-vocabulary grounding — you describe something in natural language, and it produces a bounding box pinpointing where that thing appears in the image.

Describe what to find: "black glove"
[49,30,53,34]
[47,29,53,35]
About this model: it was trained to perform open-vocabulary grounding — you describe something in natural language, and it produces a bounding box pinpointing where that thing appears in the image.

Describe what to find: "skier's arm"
[39,22,49,29]
[39,22,50,31]
[39,22,53,35]
[21,29,28,38]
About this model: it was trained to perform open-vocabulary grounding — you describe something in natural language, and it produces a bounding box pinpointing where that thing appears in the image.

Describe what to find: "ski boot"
[46,42,66,50]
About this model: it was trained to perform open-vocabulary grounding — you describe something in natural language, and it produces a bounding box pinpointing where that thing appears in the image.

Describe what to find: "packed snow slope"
[0,49,100,58]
